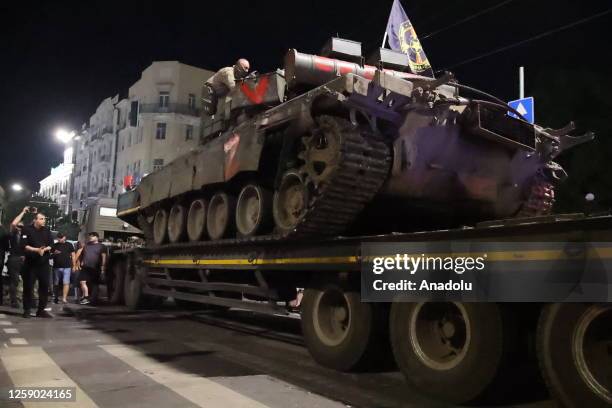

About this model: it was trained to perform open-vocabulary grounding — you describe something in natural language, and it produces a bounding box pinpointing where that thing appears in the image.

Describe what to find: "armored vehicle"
[117,39,593,244]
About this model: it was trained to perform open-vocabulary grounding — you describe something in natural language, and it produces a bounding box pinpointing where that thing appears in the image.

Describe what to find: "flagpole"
[381,31,388,48]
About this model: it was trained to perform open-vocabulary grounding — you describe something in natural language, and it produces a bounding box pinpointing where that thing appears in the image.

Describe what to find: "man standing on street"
[52,233,74,304]
[16,210,54,318]
[0,223,9,305]
[74,232,106,305]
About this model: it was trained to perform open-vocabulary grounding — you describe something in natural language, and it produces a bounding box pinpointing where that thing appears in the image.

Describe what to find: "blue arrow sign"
[508,97,534,124]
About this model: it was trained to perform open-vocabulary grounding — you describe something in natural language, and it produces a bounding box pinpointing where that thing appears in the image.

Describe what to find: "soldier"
[204,58,250,115]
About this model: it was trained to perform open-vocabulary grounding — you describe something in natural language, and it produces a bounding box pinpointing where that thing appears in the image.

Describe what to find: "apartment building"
[38,147,75,214]
[115,61,213,196]
[72,95,118,207]
[42,61,213,212]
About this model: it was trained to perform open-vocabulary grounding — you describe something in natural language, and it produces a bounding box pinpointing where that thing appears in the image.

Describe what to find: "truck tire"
[390,302,512,404]
[124,260,163,310]
[301,285,387,371]
[108,261,125,305]
[537,303,612,408]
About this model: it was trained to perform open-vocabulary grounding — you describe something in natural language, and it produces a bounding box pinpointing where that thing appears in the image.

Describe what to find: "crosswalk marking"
[9,338,28,345]
[0,321,12,326]
[0,346,98,407]
[0,314,7,318]
[101,344,270,408]
[3,328,18,334]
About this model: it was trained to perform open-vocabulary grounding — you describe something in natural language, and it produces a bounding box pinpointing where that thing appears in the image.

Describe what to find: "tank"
[117,38,594,245]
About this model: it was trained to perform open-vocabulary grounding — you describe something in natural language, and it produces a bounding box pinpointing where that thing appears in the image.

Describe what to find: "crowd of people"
[0,206,107,319]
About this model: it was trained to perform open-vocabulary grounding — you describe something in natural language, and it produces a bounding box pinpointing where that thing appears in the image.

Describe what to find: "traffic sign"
[508,97,534,124]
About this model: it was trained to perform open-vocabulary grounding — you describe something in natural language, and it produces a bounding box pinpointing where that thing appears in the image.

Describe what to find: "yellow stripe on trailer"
[144,256,358,267]
[142,246,612,268]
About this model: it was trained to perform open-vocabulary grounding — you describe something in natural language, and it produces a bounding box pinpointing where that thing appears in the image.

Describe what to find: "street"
[0,302,553,408]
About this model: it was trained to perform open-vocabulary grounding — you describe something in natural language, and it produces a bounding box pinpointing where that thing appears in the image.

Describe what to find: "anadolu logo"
[398,21,431,74]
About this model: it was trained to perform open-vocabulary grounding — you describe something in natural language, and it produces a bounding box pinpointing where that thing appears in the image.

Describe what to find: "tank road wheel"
[206,192,237,240]
[236,184,272,237]
[153,209,169,245]
[167,203,187,243]
[390,302,513,404]
[187,199,208,242]
[537,303,612,408]
[273,171,309,235]
[301,285,387,371]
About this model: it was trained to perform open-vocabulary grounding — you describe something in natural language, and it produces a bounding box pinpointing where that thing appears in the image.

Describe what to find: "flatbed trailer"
[107,213,612,407]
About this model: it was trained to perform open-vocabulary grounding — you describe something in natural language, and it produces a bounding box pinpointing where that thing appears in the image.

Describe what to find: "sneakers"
[79,297,91,305]
[36,310,53,318]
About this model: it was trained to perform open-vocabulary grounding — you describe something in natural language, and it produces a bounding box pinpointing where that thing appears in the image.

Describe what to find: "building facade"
[41,61,213,213]
[72,95,118,208]
[39,147,75,214]
[115,61,213,197]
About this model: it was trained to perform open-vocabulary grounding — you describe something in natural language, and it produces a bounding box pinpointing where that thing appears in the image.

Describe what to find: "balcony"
[139,103,200,117]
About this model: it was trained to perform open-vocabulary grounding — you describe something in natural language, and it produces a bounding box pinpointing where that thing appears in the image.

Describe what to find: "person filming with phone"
[12,207,54,318]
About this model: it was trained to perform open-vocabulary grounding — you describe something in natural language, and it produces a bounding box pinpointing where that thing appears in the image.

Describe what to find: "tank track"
[288,116,392,239]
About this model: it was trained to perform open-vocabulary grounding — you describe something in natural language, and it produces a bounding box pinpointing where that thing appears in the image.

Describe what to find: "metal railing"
[139,103,200,116]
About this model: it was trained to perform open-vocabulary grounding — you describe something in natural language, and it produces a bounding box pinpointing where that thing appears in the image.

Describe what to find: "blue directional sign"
[508,97,534,124]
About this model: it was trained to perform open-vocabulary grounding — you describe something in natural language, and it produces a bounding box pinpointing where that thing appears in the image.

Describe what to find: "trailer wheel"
[206,192,237,240]
[390,302,510,404]
[108,260,125,305]
[168,204,187,243]
[236,184,272,237]
[153,209,169,245]
[301,285,385,371]
[537,303,612,408]
[124,260,162,310]
[187,199,208,242]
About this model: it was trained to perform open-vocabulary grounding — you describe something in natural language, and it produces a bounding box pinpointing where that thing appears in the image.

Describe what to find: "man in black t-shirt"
[74,232,107,305]
[16,211,54,318]
[52,233,74,304]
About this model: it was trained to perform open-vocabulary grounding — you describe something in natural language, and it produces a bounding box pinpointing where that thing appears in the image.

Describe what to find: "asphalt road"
[0,301,554,408]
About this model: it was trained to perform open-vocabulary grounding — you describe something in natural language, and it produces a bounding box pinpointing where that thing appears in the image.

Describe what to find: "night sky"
[1,0,610,191]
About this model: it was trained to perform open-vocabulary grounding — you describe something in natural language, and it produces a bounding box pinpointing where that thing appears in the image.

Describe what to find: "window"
[185,125,194,141]
[188,93,196,109]
[128,133,132,147]
[99,207,117,217]
[159,91,169,108]
[153,158,164,171]
[156,123,166,140]
[129,101,139,127]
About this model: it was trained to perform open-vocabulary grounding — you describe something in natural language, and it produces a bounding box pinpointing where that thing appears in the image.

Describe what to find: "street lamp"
[11,183,23,192]
[55,128,76,144]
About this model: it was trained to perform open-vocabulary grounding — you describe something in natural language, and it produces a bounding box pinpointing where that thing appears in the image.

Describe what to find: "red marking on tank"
[240,76,270,104]
[224,133,241,180]
[314,56,335,72]
[363,66,376,79]
[337,61,355,75]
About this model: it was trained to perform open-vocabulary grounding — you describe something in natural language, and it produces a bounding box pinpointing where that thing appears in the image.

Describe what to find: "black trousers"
[22,262,50,312]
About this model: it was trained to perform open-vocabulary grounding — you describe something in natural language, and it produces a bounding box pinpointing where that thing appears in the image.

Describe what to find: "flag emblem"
[398,21,431,74]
